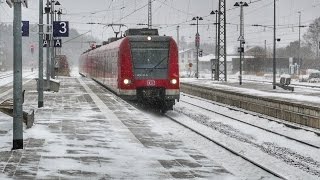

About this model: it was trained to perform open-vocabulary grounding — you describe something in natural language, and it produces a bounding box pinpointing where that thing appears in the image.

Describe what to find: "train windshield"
[131,41,169,79]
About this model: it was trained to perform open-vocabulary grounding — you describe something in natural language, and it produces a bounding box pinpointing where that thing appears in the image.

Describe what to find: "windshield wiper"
[147,56,167,73]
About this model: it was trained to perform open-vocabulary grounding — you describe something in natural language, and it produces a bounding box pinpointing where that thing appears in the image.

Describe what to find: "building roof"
[178,48,194,54]
[199,54,254,62]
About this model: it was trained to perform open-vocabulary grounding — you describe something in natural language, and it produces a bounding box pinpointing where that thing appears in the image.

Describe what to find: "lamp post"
[234,1,248,85]
[210,10,221,80]
[298,11,301,76]
[50,0,60,79]
[38,0,44,107]
[12,0,23,150]
[57,9,62,55]
[273,0,276,89]
[45,0,50,90]
[192,16,203,79]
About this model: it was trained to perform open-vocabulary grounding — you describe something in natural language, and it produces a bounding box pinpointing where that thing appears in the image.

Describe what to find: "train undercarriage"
[137,87,176,113]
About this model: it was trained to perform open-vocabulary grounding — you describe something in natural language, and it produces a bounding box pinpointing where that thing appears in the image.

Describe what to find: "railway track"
[164,113,287,180]
[163,96,320,179]
[180,95,320,149]
[0,72,13,80]
[181,93,320,137]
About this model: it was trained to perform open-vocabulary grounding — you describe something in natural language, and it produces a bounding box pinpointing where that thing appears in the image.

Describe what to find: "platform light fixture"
[192,16,203,79]
[234,1,249,85]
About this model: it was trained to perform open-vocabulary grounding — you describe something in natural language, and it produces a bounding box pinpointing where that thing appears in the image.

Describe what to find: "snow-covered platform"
[182,78,320,107]
[0,76,233,179]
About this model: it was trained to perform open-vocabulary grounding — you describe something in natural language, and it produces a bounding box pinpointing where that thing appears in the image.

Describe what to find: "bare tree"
[277,40,314,59]
[303,17,320,57]
[246,46,266,59]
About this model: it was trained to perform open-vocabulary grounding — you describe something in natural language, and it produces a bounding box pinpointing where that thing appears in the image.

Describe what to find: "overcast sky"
[1,0,320,53]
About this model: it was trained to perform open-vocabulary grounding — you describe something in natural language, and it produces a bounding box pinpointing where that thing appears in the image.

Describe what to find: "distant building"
[179,48,196,75]
[178,49,252,77]
[199,54,246,74]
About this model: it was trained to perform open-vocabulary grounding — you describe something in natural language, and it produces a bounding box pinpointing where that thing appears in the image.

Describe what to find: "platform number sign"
[54,39,62,47]
[21,21,29,37]
[53,21,69,37]
[43,40,49,47]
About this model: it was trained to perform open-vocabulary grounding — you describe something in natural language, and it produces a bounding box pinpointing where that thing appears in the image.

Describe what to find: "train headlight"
[124,79,131,85]
[147,36,152,41]
[170,79,177,85]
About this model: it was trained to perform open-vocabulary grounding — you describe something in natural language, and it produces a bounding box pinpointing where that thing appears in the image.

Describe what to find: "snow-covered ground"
[170,94,320,179]
[0,70,36,87]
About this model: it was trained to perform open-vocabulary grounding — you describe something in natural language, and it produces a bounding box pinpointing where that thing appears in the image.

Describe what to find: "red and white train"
[79,29,180,112]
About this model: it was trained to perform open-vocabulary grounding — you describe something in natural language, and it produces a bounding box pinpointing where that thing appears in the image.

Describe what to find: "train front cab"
[119,36,179,112]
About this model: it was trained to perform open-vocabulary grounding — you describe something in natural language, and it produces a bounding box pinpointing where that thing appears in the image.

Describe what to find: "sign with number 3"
[53,21,69,37]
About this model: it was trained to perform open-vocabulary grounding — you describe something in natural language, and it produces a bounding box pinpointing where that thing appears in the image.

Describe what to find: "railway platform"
[182,78,320,107]
[181,78,320,129]
[0,76,234,179]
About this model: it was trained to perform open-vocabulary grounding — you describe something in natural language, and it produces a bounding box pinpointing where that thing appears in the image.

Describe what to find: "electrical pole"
[57,9,62,55]
[273,0,276,89]
[176,26,180,49]
[148,0,152,29]
[210,10,220,81]
[234,1,248,85]
[46,0,50,90]
[265,40,267,59]
[13,0,23,150]
[298,11,301,76]
[0,2,2,72]
[192,16,203,79]
[217,0,227,81]
[50,0,55,79]
[317,40,320,58]
[196,19,199,79]
[215,11,219,81]
[240,4,244,85]
[38,0,44,107]
[0,0,2,67]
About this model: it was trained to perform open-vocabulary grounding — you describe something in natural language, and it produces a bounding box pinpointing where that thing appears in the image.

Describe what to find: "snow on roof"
[198,54,255,62]
[178,48,193,54]
[199,54,215,62]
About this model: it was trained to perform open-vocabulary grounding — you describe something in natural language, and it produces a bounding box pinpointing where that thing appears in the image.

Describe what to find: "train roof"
[81,28,174,55]
[125,28,159,36]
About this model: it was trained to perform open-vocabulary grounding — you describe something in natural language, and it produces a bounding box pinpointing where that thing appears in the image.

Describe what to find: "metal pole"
[50,0,55,79]
[316,39,320,58]
[265,40,267,58]
[273,0,276,89]
[148,0,152,29]
[54,11,56,62]
[0,1,1,66]
[46,0,50,90]
[215,12,219,80]
[316,38,320,58]
[176,26,179,49]
[298,11,301,76]
[38,0,44,107]
[196,18,199,79]
[239,5,243,85]
[223,4,227,82]
[13,0,23,150]
[58,9,61,55]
